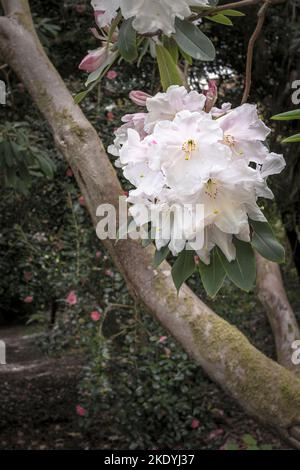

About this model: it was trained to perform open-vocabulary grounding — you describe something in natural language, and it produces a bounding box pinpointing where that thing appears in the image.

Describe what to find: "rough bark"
[1,0,300,448]
[256,253,300,375]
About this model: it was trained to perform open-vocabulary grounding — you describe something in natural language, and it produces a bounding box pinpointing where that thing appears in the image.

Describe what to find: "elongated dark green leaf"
[163,36,179,63]
[205,14,233,26]
[74,90,90,105]
[153,245,170,268]
[174,18,215,61]
[221,9,245,16]
[155,45,183,91]
[198,248,226,297]
[171,250,196,292]
[118,18,138,62]
[3,141,15,167]
[179,47,193,64]
[217,239,256,291]
[34,153,54,178]
[271,109,300,121]
[282,133,300,143]
[250,219,285,263]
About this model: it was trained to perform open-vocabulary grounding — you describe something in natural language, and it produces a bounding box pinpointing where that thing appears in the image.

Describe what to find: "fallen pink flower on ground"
[66,291,77,305]
[90,311,101,321]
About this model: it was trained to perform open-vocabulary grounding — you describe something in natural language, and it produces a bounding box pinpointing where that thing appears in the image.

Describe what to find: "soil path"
[0,326,88,449]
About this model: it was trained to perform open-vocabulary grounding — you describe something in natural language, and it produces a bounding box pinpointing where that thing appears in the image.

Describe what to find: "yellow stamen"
[205,178,218,199]
[223,133,244,156]
[182,139,196,161]
[223,134,235,147]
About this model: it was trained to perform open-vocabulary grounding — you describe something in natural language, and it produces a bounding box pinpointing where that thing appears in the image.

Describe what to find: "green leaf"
[217,239,256,291]
[250,219,285,263]
[205,14,233,26]
[163,36,179,63]
[282,133,300,143]
[108,11,122,44]
[174,18,216,61]
[221,9,245,16]
[118,18,138,62]
[179,47,193,64]
[155,44,183,91]
[153,245,170,268]
[271,109,300,121]
[74,90,90,105]
[198,247,226,297]
[2,141,15,167]
[34,153,55,178]
[171,250,196,293]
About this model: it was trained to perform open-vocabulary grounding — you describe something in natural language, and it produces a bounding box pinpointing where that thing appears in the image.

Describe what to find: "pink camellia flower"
[106,70,118,80]
[78,195,85,206]
[66,167,73,177]
[79,47,107,73]
[76,405,87,417]
[91,310,101,322]
[66,291,77,305]
[204,80,218,113]
[24,272,33,283]
[107,111,115,122]
[129,90,152,107]
[105,269,114,278]
[191,418,201,429]
[158,336,167,343]
[24,296,33,304]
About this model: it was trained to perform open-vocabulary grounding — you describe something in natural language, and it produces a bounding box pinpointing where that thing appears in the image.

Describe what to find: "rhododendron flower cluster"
[108,86,285,264]
[91,0,209,35]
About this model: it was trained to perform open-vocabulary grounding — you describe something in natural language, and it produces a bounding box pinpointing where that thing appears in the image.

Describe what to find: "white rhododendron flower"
[109,85,285,263]
[91,0,209,35]
[92,0,121,28]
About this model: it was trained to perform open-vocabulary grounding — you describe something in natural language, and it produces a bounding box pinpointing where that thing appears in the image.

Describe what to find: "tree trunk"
[256,253,300,374]
[1,0,300,448]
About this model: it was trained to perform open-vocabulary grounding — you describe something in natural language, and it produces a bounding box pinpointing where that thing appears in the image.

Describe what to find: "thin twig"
[140,0,286,37]
[241,0,271,104]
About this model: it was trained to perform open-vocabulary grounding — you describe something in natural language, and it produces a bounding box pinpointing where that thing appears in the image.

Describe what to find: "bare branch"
[241,0,271,104]
[256,253,300,375]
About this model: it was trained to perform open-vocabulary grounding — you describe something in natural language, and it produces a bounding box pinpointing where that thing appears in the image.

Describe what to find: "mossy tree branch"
[1,0,300,448]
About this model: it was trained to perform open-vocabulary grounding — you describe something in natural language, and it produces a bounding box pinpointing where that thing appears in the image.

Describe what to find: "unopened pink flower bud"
[79,47,107,73]
[204,80,218,113]
[129,90,152,107]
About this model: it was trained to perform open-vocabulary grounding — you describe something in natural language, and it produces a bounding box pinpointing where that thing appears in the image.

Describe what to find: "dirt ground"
[0,325,289,450]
